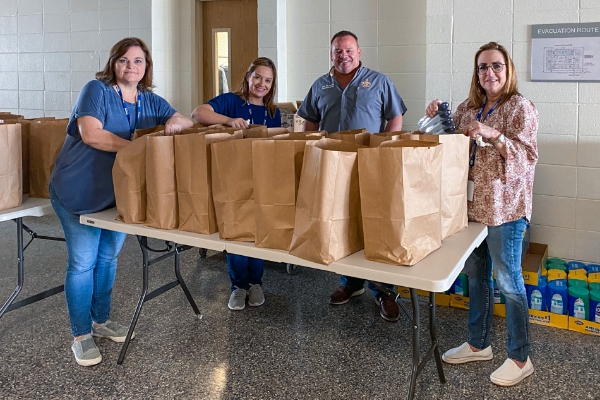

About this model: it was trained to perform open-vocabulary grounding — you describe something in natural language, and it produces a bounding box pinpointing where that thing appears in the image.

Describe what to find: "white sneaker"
[442,342,493,364]
[490,357,534,386]
[248,284,265,307]
[228,287,247,310]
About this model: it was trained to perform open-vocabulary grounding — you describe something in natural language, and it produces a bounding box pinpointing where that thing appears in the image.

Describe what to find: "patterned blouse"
[453,94,539,227]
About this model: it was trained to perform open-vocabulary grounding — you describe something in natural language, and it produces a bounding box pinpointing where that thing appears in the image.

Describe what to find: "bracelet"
[490,133,505,146]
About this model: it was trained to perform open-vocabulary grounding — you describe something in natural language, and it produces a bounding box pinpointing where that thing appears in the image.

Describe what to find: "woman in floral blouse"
[426,42,538,387]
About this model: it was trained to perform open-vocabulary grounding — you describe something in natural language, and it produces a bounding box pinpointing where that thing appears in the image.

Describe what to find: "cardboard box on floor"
[397,286,450,307]
[568,316,600,337]
[522,242,548,286]
[275,102,306,132]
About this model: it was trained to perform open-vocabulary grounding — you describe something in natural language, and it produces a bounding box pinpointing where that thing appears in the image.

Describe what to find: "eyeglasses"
[477,63,505,75]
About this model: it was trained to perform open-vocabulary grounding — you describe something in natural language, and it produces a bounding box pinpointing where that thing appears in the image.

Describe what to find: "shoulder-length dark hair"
[95,37,154,91]
[234,57,277,118]
[467,42,520,109]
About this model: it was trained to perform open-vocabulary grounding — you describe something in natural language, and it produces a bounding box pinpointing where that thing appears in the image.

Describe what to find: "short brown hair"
[95,37,154,91]
[234,57,278,118]
[467,42,520,109]
[331,30,359,45]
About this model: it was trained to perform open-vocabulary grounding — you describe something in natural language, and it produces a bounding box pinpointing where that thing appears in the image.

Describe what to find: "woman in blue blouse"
[50,37,193,366]
[192,57,281,311]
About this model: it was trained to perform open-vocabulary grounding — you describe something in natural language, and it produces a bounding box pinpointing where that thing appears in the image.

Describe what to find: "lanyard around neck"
[114,85,141,137]
[248,103,268,125]
[470,96,502,168]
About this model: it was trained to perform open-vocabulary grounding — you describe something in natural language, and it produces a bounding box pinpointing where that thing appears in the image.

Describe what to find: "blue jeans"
[340,276,393,297]
[463,218,530,362]
[227,254,264,291]
[50,185,127,337]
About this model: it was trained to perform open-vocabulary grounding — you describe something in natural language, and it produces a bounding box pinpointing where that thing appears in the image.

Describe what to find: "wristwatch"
[490,133,505,146]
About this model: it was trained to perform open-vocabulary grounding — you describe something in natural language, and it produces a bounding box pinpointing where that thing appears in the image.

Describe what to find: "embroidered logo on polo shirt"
[322,84,335,90]
[361,79,371,88]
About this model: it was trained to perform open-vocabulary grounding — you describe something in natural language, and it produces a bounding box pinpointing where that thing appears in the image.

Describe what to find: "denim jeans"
[463,218,530,362]
[50,184,127,337]
[340,276,393,298]
[227,254,264,291]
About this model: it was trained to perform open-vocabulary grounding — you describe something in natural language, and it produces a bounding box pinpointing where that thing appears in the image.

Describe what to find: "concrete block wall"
[426,0,600,263]
[273,0,427,131]
[0,0,152,119]
[150,0,194,116]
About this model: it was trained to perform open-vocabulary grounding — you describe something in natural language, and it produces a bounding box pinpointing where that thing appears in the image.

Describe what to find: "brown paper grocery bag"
[113,132,159,224]
[29,119,68,198]
[289,139,365,265]
[401,133,470,239]
[145,134,178,230]
[358,140,443,266]
[211,138,258,241]
[132,125,164,140]
[0,123,22,211]
[175,130,242,234]
[242,125,289,138]
[252,136,321,250]
[19,117,56,194]
[329,128,370,146]
[369,130,411,147]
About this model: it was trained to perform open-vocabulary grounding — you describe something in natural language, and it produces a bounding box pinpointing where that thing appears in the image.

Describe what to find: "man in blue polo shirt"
[298,30,407,322]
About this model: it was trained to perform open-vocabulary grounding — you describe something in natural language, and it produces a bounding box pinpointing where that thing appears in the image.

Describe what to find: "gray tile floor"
[1,215,599,400]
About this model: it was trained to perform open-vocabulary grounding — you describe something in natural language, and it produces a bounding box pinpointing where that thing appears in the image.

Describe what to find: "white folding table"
[0,196,65,319]
[81,208,487,400]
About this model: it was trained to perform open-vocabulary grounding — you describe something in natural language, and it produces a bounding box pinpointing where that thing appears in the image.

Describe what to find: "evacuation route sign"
[531,22,600,82]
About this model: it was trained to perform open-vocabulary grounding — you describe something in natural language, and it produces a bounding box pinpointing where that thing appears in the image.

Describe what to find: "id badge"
[467,180,474,202]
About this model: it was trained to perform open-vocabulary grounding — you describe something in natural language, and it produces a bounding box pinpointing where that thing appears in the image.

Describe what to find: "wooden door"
[201,0,258,103]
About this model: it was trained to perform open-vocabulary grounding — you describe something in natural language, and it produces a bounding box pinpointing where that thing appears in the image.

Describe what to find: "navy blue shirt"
[51,79,177,214]
[298,65,406,134]
[207,92,281,128]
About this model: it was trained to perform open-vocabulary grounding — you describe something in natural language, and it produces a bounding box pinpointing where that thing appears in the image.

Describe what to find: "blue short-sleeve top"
[50,79,177,214]
[297,65,406,134]
[207,92,281,128]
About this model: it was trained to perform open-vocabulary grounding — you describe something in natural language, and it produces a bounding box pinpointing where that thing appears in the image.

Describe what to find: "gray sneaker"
[92,320,135,343]
[248,284,265,307]
[72,334,102,367]
[228,287,247,310]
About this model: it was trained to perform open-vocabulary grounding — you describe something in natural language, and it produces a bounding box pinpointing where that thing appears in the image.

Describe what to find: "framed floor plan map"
[531,22,600,82]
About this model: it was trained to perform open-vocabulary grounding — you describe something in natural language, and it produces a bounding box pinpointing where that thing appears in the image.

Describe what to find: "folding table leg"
[0,218,25,319]
[407,288,421,400]
[174,244,201,318]
[429,292,446,383]
[117,235,151,365]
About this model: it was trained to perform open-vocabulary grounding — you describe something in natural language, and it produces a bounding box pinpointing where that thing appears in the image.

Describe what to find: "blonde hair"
[234,57,278,118]
[466,42,520,109]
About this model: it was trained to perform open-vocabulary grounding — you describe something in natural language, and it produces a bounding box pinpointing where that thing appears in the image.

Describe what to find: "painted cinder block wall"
[0,0,153,119]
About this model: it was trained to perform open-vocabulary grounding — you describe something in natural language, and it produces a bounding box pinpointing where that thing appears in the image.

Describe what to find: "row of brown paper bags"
[0,115,68,211]
[113,126,470,266]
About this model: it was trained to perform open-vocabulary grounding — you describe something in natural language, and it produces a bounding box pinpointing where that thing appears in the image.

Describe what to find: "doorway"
[197,0,258,103]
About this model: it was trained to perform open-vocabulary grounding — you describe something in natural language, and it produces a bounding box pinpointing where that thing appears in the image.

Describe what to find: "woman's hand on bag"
[425,99,442,118]
[226,117,249,129]
[164,113,194,136]
[464,121,500,141]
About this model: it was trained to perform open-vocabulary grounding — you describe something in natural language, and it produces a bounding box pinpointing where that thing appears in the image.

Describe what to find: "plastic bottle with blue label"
[568,286,589,320]
[590,290,600,323]
[526,276,546,311]
[452,273,468,297]
[587,264,600,274]
[567,261,587,271]
[493,278,505,304]
[547,278,568,315]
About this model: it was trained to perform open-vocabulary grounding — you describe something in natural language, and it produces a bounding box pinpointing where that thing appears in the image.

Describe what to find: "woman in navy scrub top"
[50,38,193,367]
[192,57,281,311]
